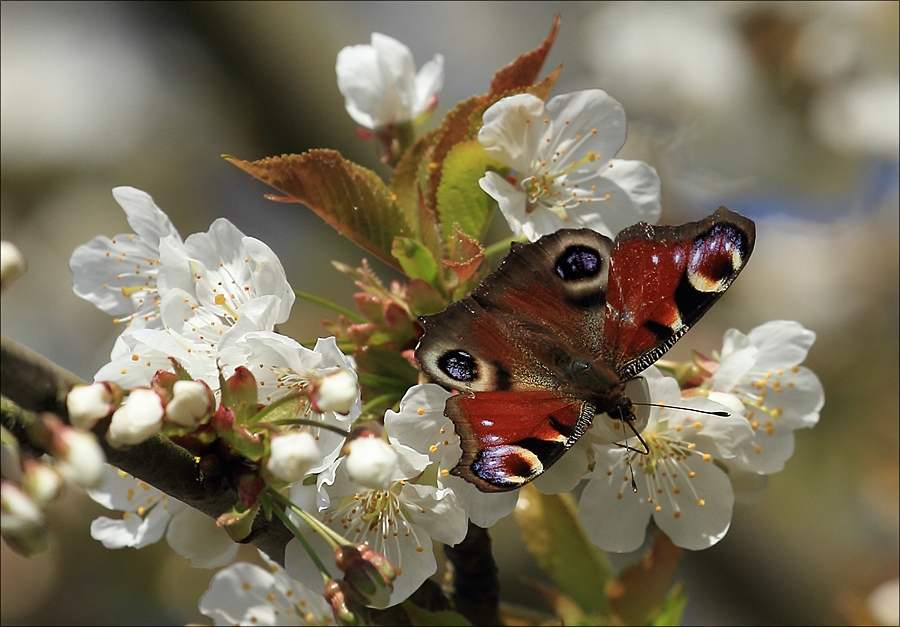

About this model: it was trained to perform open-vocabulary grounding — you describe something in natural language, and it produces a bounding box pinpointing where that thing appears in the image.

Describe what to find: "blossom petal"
[439,475,518,528]
[166,505,239,568]
[402,483,468,547]
[414,54,444,115]
[579,448,653,552]
[572,159,661,233]
[89,499,172,549]
[651,455,734,550]
[544,89,626,167]
[746,320,816,369]
[479,93,547,173]
[112,186,181,244]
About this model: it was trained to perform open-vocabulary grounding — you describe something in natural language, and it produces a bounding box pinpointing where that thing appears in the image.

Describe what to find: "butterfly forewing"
[604,207,756,379]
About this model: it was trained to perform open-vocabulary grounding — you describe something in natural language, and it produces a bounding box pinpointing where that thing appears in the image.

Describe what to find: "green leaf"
[392,236,440,285]
[649,584,688,627]
[514,484,613,617]
[407,279,449,317]
[608,532,684,626]
[225,150,413,271]
[435,140,498,243]
[402,602,473,627]
[354,346,420,415]
[392,130,443,265]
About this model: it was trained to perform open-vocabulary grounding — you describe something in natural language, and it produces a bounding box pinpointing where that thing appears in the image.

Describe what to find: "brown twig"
[444,521,502,626]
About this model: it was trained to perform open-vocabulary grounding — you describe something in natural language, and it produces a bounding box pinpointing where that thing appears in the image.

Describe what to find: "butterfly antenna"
[632,402,730,417]
[626,457,638,493]
[615,418,650,455]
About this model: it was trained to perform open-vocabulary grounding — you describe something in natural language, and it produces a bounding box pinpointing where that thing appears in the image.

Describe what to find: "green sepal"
[220,366,260,427]
[247,392,308,428]
[217,502,259,543]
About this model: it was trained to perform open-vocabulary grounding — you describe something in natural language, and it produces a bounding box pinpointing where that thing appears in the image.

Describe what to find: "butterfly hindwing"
[446,390,595,492]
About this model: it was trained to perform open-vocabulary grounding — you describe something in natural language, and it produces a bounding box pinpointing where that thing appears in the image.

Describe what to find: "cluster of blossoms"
[1,25,824,627]
[1,241,106,555]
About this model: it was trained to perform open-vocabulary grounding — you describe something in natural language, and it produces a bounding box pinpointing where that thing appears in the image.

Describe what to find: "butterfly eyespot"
[555,245,602,281]
[438,350,478,382]
[686,224,748,292]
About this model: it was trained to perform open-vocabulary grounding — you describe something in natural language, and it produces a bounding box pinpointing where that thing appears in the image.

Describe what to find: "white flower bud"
[345,436,399,490]
[67,383,114,430]
[22,461,63,505]
[1,481,43,534]
[165,380,212,427]
[54,427,105,488]
[108,388,164,447]
[312,370,358,415]
[267,431,321,483]
[0,481,51,556]
[707,391,746,417]
[0,240,26,289]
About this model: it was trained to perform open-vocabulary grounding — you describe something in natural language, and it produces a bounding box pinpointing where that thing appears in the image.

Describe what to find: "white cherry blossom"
[285,446,468,607]
[69,186,182,331]
[478,90,661,241]
[579,367,753,552]
[71,187,294,342]
[200,555,333,626]
[231,334,360,475]
[709,320,824,477]
[93,289,284,391]
[336,33,443,130]
[87,464,238,568]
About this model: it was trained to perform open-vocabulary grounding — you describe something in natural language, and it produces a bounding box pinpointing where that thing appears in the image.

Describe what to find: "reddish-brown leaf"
[488,14,561,98]
[226,151,412,271]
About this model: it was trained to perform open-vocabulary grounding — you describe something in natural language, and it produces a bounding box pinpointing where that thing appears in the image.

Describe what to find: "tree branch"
[0,335,293,563]
[444,522,502,626]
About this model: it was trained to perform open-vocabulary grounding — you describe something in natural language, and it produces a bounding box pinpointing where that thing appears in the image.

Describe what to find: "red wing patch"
[604,209,754,379]
[446,390,595,492]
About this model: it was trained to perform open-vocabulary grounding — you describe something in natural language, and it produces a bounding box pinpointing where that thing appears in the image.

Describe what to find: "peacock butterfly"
[414,207,755,492]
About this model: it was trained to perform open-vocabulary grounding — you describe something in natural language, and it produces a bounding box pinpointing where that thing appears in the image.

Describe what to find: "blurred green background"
[1,2,897,625]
